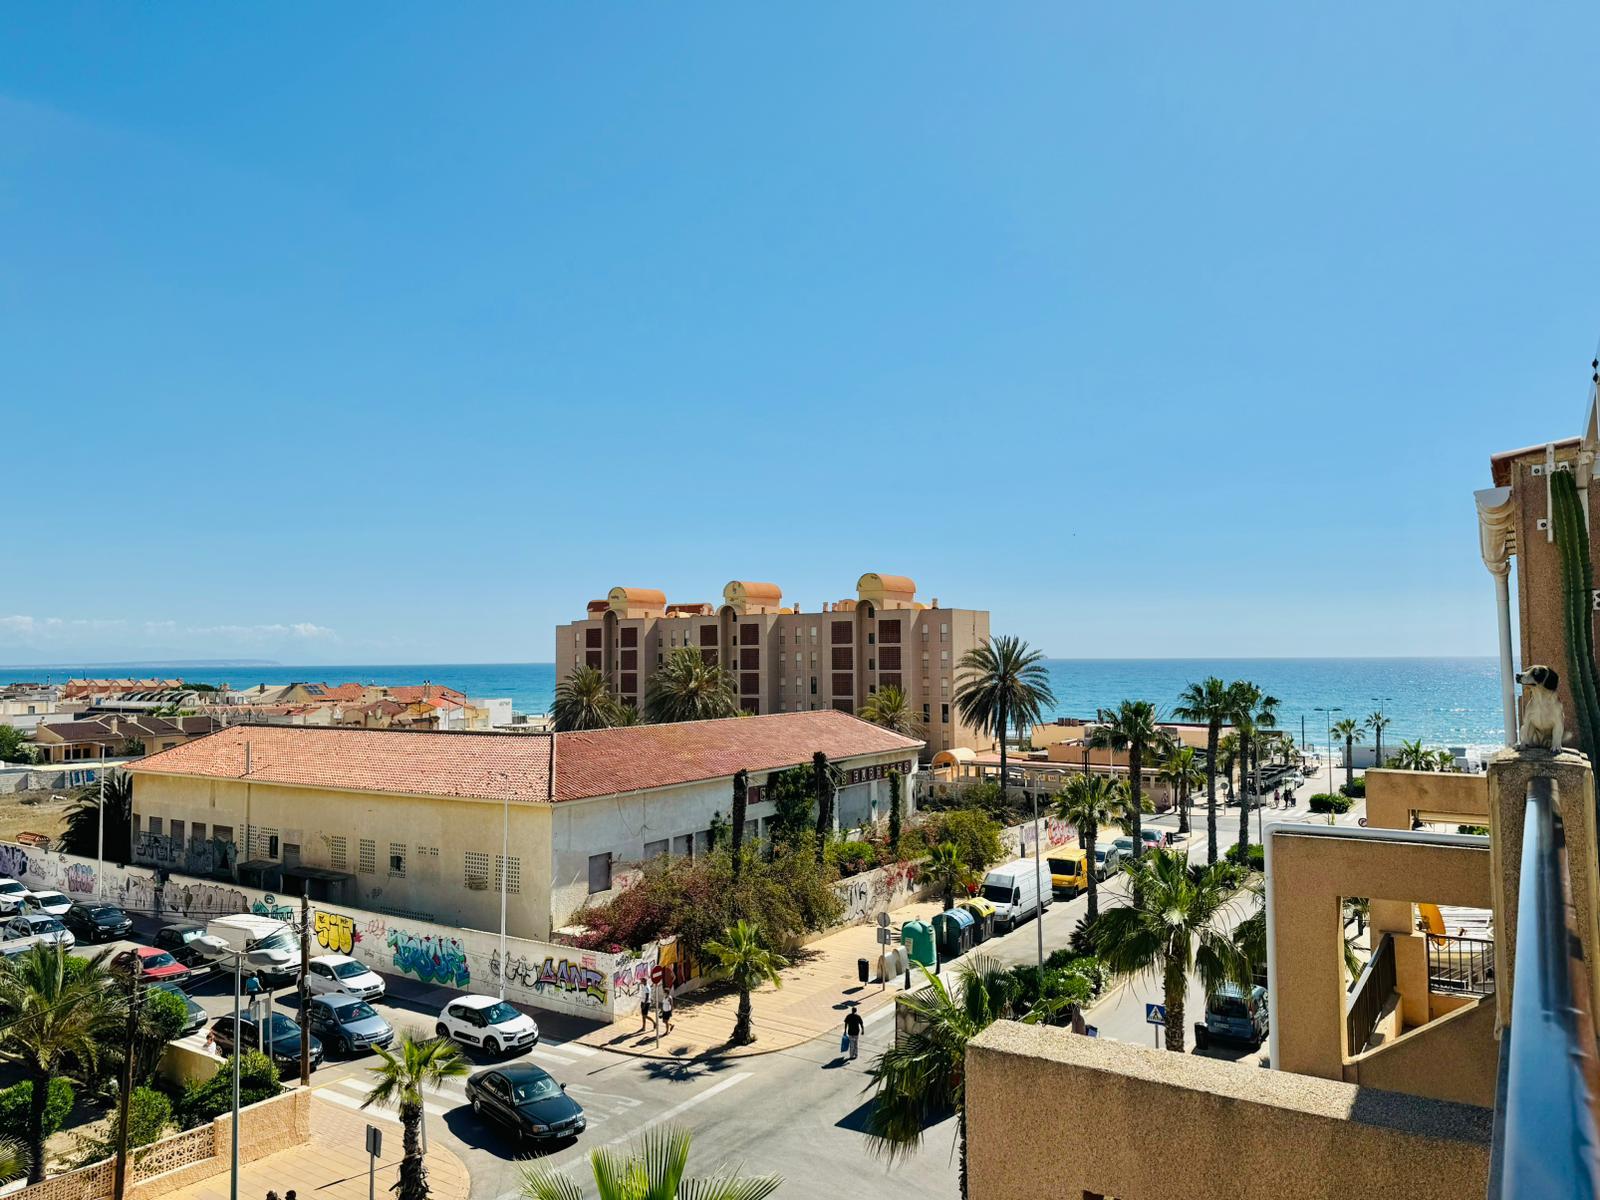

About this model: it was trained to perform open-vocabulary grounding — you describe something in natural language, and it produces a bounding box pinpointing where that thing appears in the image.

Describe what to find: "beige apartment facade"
[554,573,991,756]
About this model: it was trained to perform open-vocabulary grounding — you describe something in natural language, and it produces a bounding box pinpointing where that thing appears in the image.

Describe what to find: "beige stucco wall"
[965,1021,1491,1200]
[1269,826,1493,1099]
[1343,993,1497,1107]
[1365,768,1489,829]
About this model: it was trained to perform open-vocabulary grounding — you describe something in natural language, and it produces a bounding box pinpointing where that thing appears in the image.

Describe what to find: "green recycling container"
[901,919,935,968]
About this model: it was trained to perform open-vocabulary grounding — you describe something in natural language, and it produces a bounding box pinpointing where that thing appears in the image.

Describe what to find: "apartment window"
[741,623,759,644]
[675,834,694,858]
[810,677,818,695]
[921,624,929,642]
[832,673,852,695]
[495,855,521,895]
[621,673,638,693]
[831,621,851,645]
[588,853,613,894]
[942,704,950,724]
[644,839,669,860]
[388,842,406,877]
[881,646,902,670]
[464,851,491,889]
[699,626,718,647]
[586,628,602,648]
[359,839,376,874]
[621,649,638,670]
[942,678,950,697]
[809,626,818,641]
[740,672,760,693]
[586,650,602,669]
[940,623,950,642]
[780,676,787,689]
[794,633,801,645]
[740,648,759,670]
[867,632,876,645]
[868,658,876,671]
[923,704,932,723]
[831,646,852,670]
[941,649,950,663]
[880,619,901,643]
[621,627,638,648]
[329,835,347,871]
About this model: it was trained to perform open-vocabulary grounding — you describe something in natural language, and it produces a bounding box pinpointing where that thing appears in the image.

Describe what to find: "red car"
[115,946,191,983]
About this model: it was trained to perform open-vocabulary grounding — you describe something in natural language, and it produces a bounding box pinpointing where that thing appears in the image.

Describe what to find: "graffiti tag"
[492,950,606,1007]
[314,911,356,955]
[387,929,469,987]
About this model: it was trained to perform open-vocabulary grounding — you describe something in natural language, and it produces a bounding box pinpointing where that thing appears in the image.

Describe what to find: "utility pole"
[299,891,311,1085]
[112,955,142,1200]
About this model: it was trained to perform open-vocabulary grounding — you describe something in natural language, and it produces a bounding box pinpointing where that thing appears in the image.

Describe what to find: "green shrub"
[177,1052,280,1129]
[1309,793,1352,814]
[1339,777,1367,798]
[1042,949,1109,997]
[918,808,1004,875]
[1225,843,1265,871]
[826,838,877,878]
[127,1087,171,1148]
[1457,824,1490,836]
[0,1078,74,1139]
[135,988,192,1085]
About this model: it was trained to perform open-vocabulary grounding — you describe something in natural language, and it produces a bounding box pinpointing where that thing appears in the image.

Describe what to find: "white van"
[980,860,1051,932]
[204,914,300,983]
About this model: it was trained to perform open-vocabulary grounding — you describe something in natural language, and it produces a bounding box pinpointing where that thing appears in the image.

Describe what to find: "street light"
[1314,707,1342,797]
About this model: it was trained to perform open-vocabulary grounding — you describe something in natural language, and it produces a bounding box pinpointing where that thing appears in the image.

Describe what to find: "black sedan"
[466,1064,586,1146]
[209,1012,323,1073]
[62,903,133,943]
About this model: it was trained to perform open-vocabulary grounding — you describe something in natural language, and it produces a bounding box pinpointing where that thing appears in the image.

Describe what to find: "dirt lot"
[0,788,76,846]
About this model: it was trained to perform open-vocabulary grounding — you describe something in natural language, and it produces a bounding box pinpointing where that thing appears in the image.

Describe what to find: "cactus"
[1550,469,1600,762]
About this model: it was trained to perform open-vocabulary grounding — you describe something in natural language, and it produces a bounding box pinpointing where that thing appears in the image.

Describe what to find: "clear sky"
[4,5,1598,665]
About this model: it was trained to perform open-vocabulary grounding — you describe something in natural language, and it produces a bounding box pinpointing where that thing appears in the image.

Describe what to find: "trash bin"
[901,919,935,968]
[931,908,975,960]
[957,898,996,944]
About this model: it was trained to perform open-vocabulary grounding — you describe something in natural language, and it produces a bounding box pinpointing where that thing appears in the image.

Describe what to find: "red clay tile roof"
[128,711,921,804]
[382,685,467,705]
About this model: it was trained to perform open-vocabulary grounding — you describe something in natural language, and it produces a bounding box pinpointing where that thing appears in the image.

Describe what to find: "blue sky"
[4,5,1598,665]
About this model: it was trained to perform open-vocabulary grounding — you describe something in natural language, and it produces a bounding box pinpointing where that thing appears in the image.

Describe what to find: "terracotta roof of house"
[129,711,921,805]
[382,685,467,705]
[318,683,368,702]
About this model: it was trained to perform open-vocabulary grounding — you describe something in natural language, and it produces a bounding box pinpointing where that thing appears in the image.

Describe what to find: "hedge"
[0,1078,74,1140]
[1225,843,1265,871]
[1339,777,1367,798]
[1309,793,1353,814]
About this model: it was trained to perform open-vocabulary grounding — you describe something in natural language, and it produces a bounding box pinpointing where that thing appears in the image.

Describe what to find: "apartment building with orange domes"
[554,574,991,756]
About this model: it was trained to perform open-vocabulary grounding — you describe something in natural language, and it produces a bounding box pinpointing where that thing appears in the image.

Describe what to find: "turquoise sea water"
[2,657,1504,752]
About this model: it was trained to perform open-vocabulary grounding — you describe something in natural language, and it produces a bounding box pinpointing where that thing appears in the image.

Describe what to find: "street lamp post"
[1314,707,1342,797]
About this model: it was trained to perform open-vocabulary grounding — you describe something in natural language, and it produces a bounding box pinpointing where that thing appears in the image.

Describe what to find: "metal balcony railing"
[1487,776,1600,1199]
[1429,934,1496,997]
[1346,932,1396,1055]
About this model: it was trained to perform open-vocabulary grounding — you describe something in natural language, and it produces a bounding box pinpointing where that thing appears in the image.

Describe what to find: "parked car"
[1047,849,1091,898]
[154,923,218,969]
[114,946,190,983]
[1091,845,1122,880]
[1140,829,1173,851]
[151,981,207,1036]
[465,1063,586,1145]
[1112,836,1137,860]
[305,954,386,1001]
[306,995,394,1057]
[0,878,33,915]
[3,914,73,949]
[24,890,72,918]
[63,902,133,943]
[209,1012,322,1072]
[203,915,298,983]
[436,995,539,1055]
[1196,982,1268,1050]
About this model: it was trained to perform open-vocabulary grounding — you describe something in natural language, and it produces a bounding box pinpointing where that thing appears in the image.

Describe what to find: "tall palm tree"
[1159,744,1204,838]
[1053,774,1127,922]
[918,842,975,911]
[644,647,738,724]
[1365,711,1391,769]
[866,957,1028,1200]
[0,944,124,1182]
[953,636,1057,807]
[1088,701,1161,857]
[1331,718,1363,791]
[1094,852,1247,1051]
[549,667,619,732]
[1229,684,1279,856]
[362,1032,468,1200]
[1175,677,1235,864]
[60,770,134,859]
[702,920,787,1046]
[1391,739,1436,771]
[859,685,920,738]
[521,1127,779,1200]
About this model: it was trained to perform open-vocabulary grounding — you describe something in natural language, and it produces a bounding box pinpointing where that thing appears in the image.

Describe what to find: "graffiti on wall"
[64,864,94,894]
[387,929,470,987]
[162,880,248,920]
[0,845,31,881]
[251,894,294,921]
[835,858,921,926]
[314,911,356,954]
[609,945,659,1001]
[492,950,607,1007]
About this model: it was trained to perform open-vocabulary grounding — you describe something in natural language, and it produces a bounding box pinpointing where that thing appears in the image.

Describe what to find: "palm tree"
[1159,744,1204,838]
[521,1127,779,1200]
[702,920,787,1046]
[1094,852,1246,1051]
[1217,731,1240,803]
[363,1032,467,1200]
[1365,711,1391,768]
[918,842,975,911]
[60,770,134,859]
[1053,774,1127,922]
[1229,684,1279,856]
[866,957,1025,1200]
[0,1138,28,1186]
[860,685,920,738]
[549,667,619,732]
[1391,739,1436,771]
[0,944,124,1182]
[1331,718,1363,791]
[644,647,738,725]
[1175,677,1235,865]
[1088,701,1161,857]
[953,636,1057,811]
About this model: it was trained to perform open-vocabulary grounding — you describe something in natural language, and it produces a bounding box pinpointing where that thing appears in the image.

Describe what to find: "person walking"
[639,979,654,1033]
[660,985,674,1035]
[843,1005,865,1061]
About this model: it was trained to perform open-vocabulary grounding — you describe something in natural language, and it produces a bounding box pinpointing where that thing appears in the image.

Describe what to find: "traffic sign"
[650,965,669,985]
[876,912,891,928]
[1145,1003,1167,1025]
[875,926,893,946]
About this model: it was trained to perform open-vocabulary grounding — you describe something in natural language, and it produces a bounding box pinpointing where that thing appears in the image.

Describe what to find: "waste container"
[901,919,935,968]
[931,908,975,960]
[957,898,996,944]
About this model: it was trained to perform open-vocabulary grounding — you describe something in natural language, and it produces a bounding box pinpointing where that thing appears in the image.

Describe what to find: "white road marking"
[521,1045,576,1066]
[320,1081,450,1119]
[604,1071,752,1146]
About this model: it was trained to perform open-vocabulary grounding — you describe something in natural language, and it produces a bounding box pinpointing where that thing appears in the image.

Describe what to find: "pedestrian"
[286,1191,297,1200]
[660,985,674,1035]
[639,979,653,1033]
[266,1191,280,1200]
[843,1005,865,1061]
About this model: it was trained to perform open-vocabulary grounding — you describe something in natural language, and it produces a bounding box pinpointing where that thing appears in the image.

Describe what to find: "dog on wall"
[1516,665,1565,751]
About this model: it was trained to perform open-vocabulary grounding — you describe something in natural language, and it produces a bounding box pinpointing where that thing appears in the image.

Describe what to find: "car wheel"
[335,1036,351,1057]
[435,1023,449,1039]
[471,1097,483,1117]
[483,1036,500,1056]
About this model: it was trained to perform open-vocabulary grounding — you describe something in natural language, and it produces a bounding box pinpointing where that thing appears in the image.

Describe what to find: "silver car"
[4,914,75,949]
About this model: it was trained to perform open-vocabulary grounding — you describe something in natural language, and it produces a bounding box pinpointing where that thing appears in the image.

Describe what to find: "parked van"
[1047,849,1091,898]
[204,914,300,983]
[980,861,1051,932]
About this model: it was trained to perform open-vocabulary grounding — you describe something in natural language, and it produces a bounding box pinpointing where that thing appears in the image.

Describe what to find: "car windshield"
[333,961,369,979]
[252,930,295,955]
[513,1076,561,1104]
[1093,849,1108,862]
[481,1002,521,1025]
[33,918,62,932]
[0,882,26,895]
[1047,858,1075,874]
[142,952,177,969]
[35,893,65,904]
[979,883,1014,904]
[337,1002,378,1022]
[88,907,123,919]
[264,1014,299,1037]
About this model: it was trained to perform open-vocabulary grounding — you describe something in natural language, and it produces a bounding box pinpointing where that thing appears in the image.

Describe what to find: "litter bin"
[931,908,975,960]
[901,919,935,968]
[957,898,996,944]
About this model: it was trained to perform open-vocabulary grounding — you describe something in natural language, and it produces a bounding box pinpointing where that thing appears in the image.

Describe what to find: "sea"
[1,657,1505,754]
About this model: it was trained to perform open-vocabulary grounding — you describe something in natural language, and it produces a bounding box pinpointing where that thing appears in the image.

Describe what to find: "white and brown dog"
[1516,665,1565,751]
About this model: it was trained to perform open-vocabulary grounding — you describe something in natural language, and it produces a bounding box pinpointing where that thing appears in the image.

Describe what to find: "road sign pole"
[365,1124,382,1200]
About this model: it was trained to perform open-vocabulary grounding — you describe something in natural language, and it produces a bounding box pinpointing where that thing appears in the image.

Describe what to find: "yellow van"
[1048,848,1090,898]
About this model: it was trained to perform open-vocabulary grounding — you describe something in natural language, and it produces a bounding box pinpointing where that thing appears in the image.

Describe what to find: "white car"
[305,954,386,1001]
[435,995,539,1055]
[4,914,75,949]
[0,878,33,915]
[25,890,72,918]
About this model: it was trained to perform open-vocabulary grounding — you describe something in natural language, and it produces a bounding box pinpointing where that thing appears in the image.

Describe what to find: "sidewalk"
[574,897,947,1060]
[164,1095,470,1200]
